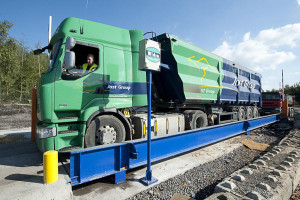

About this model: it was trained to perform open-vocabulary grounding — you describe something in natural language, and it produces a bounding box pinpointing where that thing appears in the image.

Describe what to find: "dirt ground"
[0,104,31,130]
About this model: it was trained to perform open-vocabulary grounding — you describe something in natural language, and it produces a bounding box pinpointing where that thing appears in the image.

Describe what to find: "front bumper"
[35,121,85,153]
[35,122,56,152]
[261,107,281,114]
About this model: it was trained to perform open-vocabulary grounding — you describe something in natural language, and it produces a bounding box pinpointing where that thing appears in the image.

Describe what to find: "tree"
[0,20,13,44]
[0,38,20,102]
[0,19,49,104]
[0,20,14,102]
[284,82,300,105]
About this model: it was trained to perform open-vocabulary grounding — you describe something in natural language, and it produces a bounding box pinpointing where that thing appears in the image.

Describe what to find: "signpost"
[139,39,161,186]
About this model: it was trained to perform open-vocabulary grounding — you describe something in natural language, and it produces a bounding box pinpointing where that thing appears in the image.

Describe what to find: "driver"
[81,54,98,72]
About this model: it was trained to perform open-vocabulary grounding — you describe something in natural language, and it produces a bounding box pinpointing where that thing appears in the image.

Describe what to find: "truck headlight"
[37,127,57,138]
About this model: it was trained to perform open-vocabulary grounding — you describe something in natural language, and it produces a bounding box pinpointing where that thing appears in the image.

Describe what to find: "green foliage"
[284,82,300,105]
[0,19,48,104]
[0,20,13,43]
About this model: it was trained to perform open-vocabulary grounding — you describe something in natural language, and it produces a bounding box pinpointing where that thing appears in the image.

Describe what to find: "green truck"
[34,17,262,152]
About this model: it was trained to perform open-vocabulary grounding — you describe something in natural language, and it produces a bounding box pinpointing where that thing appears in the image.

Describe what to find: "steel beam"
[70,114,280,186]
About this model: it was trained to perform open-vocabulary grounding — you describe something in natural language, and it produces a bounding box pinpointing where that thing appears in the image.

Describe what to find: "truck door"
[102,46,133,106]
[54,42,104,121]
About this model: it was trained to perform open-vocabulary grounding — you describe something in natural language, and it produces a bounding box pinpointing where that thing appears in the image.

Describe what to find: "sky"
[1,0,300,91]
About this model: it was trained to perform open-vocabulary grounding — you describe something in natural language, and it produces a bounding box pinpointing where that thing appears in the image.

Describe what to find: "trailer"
[34,17,262,153]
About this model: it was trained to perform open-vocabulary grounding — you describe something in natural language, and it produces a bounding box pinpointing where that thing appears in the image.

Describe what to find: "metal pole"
[282,69,284,100]
[31,88,37,141]
[48,16,52,44]
[140,70,158,186]
[146,70,152,180]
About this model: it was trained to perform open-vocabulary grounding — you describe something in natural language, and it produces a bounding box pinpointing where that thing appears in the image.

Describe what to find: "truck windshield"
[262,92,281,100]
[287,95,293,102]
[48,39,62,72]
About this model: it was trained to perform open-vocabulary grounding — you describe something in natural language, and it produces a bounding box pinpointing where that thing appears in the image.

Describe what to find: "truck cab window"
[62,43,99,80]
[47,39,62,73]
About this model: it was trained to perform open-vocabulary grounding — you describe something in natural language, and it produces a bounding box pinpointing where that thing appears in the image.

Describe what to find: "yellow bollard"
[43,150,58,184]
[281,99,289,119]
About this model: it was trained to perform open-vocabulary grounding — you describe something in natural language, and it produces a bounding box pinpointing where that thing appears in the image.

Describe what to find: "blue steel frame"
[70,114,280,186]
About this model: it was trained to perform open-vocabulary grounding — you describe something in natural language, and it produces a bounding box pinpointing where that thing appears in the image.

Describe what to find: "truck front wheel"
[85,115,126,147]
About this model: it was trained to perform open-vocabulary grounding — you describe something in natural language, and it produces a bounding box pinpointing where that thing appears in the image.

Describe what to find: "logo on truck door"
[146,47,160,63]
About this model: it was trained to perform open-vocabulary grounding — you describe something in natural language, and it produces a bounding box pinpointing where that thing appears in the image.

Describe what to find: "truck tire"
[253,106,259,118]
[85,115,125,147]
[246,106,253,119]
[184,110,208,130]
[238,107,246,121]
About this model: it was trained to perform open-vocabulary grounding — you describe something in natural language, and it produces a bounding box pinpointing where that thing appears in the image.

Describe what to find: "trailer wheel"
[246,106,254,119]
[238,107,246,121]
[253,106,259,118]
[85,115,125,147]
[184,110,208,130]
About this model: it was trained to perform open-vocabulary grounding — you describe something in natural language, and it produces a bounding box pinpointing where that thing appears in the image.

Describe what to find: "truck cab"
[261,92,282,115]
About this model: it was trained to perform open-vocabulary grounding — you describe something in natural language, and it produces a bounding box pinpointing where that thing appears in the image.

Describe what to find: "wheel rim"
[239,108,245,120]
[248,108,253,119]
[96,125,117,145]
[254,108,258,117]
[196,117,204,128]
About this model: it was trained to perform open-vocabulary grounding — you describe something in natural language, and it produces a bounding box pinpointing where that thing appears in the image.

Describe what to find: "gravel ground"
[0,104,31,130]
[127,123,291,200]
[291,185,300,200]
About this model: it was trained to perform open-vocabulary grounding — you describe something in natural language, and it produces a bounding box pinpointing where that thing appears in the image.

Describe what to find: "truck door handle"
[95,87,104,94]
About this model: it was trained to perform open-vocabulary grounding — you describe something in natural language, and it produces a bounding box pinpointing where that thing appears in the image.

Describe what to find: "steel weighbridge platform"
[69,114,280,186]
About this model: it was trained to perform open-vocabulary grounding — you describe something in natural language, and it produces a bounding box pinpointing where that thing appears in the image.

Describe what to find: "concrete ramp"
[0,141,72,200]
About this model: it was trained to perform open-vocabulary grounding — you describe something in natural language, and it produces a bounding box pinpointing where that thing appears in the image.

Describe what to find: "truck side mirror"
[33,49,43,55]
[64,50,75,69]
[65,37,76,50]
